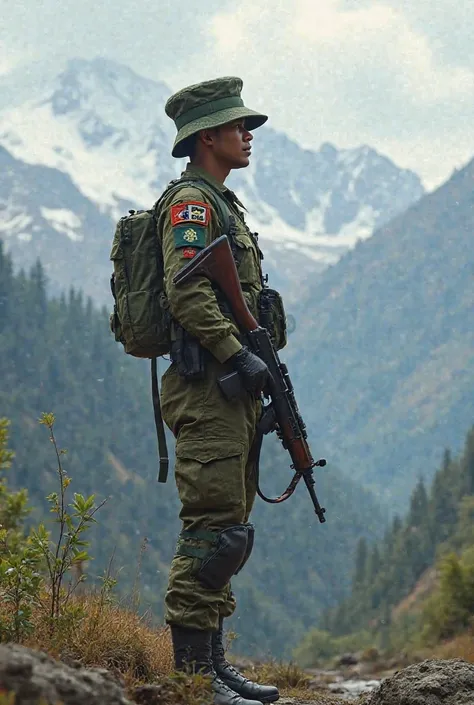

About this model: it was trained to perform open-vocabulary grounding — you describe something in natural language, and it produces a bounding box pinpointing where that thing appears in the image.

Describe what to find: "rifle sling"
[252,426,302,504]
[151,357,169,483]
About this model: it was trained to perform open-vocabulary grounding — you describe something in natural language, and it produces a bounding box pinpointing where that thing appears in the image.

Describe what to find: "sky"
[1,0,473,189]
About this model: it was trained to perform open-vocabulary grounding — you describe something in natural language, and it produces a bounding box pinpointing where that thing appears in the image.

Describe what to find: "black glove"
[229,346,270,396]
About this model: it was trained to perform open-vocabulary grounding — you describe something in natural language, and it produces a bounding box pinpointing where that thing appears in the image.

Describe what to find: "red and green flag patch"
[171,201,210,226]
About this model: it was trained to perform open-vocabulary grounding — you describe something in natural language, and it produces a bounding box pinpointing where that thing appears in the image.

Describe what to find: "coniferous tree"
[460,427,474,496]
[0,241,13,331]
[353,537,368,590]
[408,477,428,528]
[315,427,474,649]
[29,259,48,325]
[430,448,461,545]
[0,238,385,658]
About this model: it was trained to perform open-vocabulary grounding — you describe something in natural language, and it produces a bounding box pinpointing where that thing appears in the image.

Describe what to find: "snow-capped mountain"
[0,145,112,302]
[0,57,424,302]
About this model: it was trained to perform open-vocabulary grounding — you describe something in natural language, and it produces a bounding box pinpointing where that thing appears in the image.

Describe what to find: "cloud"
[200,0,474,187]
[208,0,474,106]
[293,0,474,102]
[209,11,245,54]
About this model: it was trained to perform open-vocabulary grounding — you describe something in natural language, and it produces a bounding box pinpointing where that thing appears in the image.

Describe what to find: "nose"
[245,130,253,143]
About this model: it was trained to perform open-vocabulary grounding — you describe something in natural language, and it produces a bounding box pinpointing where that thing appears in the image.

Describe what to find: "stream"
[327,676,381,699]
[305,666,385,700]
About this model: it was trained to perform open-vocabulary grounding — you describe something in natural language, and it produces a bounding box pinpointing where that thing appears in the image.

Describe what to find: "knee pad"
[234,523,254,575]
[179,524,254,591]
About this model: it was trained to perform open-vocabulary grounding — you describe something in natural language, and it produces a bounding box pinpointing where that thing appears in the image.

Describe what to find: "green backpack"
[109,206,170,359]
[109,177,231,358]
[109,177,231,482]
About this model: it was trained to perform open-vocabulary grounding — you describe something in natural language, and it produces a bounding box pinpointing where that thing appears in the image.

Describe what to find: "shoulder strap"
[185,178,232,236]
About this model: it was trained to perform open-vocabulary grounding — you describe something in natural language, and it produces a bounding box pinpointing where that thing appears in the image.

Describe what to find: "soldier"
[159,77,281,705]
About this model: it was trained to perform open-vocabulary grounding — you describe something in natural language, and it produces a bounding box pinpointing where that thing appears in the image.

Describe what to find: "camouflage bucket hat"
[165,76,268,158]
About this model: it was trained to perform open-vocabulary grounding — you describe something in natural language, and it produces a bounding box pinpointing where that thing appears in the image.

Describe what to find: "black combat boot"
[212,619,280,703]
[170,624,263,705]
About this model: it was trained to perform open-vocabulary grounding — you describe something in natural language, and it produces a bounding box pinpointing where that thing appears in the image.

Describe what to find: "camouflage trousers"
[160,356,259,631]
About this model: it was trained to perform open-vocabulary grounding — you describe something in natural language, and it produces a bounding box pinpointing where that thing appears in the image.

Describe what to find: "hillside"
[290,156,474,506]
[0,241,385,658]
[294,422,474,665]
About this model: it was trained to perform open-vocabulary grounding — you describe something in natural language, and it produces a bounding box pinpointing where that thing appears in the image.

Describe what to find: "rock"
[367,658,474,705]
[337,653,359,667]
[133,684,164,704]
[0,643,133,705]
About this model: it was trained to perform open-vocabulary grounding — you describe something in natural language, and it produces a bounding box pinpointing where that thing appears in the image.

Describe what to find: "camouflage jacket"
[157,164,264,363]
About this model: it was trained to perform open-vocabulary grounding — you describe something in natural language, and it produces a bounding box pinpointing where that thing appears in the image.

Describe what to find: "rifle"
[173,235,327,523]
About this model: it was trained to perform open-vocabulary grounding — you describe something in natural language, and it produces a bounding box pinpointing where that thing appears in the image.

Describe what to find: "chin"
[233,156,250,169]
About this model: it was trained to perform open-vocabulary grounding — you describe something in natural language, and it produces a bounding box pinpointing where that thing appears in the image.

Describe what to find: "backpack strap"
[183,178,232,237]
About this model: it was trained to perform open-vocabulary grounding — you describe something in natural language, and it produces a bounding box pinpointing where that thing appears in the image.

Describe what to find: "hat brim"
[171,106,268,158]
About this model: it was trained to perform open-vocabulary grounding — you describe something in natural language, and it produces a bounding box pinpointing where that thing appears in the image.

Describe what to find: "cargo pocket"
[233,232,260,284]
[121,290,161,355]
[175,439,246,512]
[125,290,155,330]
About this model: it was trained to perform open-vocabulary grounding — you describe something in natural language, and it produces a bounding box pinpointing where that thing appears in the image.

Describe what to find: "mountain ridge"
[289,153,474,505]
[0,56,424,302]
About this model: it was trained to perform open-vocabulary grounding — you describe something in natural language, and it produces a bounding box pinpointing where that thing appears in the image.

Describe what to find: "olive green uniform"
[159,164,263,631]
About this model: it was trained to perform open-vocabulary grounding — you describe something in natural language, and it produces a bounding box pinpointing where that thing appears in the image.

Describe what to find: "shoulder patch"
[171,201,210,226]
[173,225,207,250]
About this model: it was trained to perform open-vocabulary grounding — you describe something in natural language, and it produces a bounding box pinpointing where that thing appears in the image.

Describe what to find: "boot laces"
[213,674,243,695]
[219,662,252,684]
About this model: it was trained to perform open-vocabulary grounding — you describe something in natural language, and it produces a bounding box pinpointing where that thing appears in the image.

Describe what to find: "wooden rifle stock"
[173,236,258,333]
[173,235,327,523]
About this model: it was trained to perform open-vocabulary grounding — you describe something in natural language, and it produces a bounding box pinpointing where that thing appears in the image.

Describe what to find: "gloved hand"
[229,346,271,396]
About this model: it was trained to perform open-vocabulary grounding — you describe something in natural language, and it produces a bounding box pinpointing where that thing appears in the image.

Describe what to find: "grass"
[243,660,312,689]
[2,592,173,688]
[0,590,373,705]
[0,588,216,704]
[432,632,474,663]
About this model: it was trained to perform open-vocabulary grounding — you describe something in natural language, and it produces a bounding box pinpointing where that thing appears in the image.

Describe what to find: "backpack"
[108,177,232,482]
[109,177,231,357]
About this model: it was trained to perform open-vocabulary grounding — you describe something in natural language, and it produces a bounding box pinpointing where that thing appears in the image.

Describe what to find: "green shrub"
[0,414,105,643]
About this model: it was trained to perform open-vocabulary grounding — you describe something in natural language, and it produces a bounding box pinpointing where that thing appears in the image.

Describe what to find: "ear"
[198,128,215,147]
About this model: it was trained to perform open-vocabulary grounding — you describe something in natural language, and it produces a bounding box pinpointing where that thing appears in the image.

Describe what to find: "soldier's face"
[211,119,253,169]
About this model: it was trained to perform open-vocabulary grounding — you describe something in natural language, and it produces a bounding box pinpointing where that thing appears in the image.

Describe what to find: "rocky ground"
[2,644,474,705]
[366,658,474,704]
[0,643,133,705]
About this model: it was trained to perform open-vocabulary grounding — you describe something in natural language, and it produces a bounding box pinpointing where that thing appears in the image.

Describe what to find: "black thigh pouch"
[258,288,288,351]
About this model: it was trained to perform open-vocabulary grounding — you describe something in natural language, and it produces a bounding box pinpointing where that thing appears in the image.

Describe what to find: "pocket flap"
[176,439,244,464]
